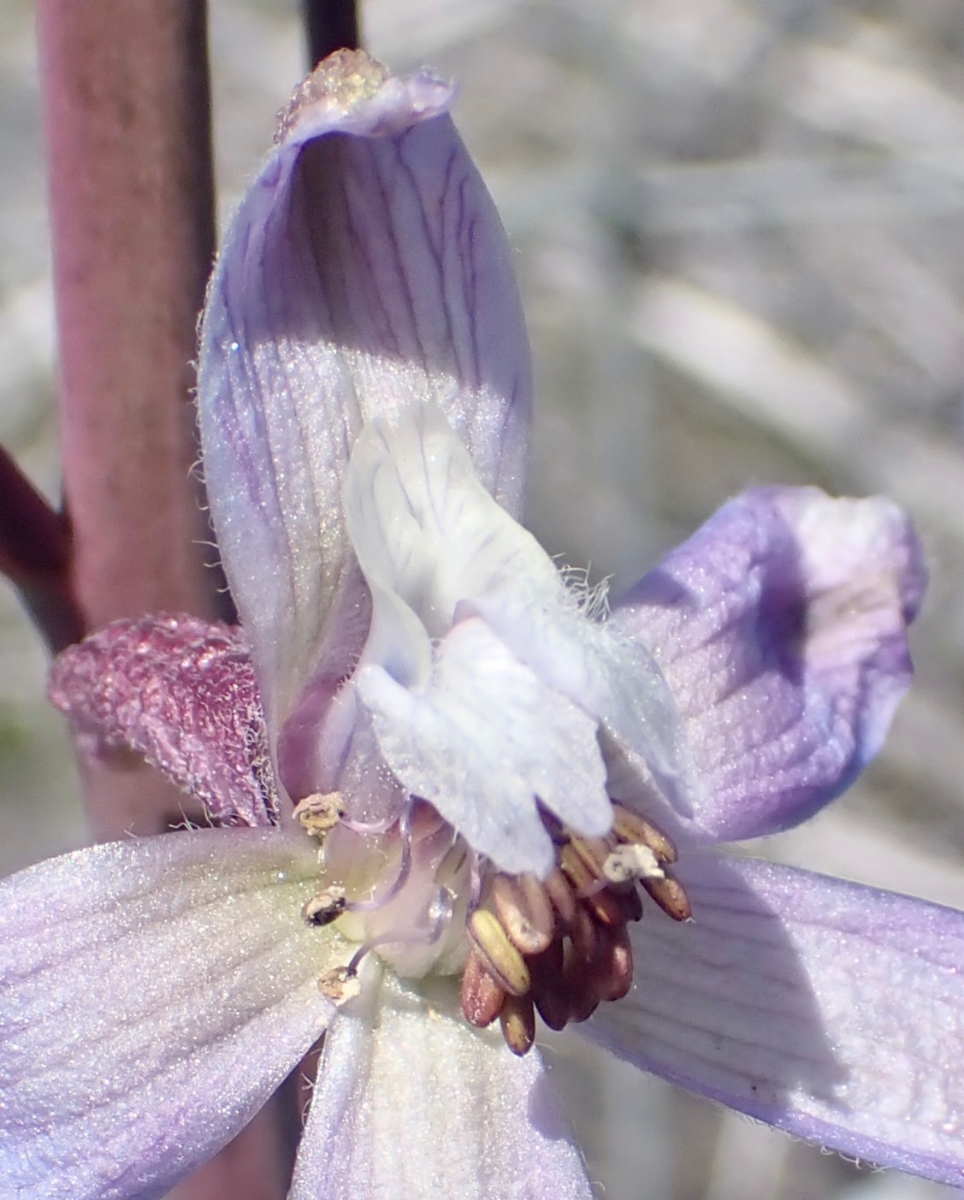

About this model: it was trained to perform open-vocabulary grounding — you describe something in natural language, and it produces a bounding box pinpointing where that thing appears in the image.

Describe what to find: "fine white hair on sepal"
[556,563,612,623]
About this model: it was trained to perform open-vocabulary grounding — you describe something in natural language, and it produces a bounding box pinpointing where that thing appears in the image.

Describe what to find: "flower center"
[294,793,691,1056]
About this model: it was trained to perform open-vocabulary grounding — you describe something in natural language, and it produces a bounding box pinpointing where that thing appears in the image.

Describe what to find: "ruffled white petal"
[0,829,338,1200]
[584,853,964,1187]
[357,616,610,876]
[290,970,594,1200]
[343,403,689,857]
[343,403,563,647]
[476,599,695,818]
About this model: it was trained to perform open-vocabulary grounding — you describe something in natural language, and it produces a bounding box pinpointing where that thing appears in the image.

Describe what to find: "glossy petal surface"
[611,487,925,842]
[198,52,531,736]
[0,829,335,1200]
[586,853,964,1188]
[290,970,594,1200]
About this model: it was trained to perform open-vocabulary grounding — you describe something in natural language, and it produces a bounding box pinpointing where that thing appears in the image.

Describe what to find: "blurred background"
[4,0,964,1197]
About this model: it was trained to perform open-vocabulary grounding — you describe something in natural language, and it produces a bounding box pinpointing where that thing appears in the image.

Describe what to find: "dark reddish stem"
[0,446,82,652]
[303,0,361,66]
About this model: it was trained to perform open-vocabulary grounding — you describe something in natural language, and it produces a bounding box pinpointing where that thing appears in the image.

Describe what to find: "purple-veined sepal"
[584,853,964,1188]
[610,487,925,844]
[197,51,532,751]
[0,829,336,1200]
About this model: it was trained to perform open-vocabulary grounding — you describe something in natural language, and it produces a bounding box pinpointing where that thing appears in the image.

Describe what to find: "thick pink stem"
[37,0,219,842]
[36,6,290,1197]
[38,0,218,634]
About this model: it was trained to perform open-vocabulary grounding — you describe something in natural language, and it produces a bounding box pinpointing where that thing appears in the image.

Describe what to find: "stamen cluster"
[294,791,691,1058]
[460,803,692,1056]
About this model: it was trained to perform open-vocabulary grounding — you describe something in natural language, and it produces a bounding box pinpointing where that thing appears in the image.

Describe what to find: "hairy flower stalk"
[3,48,964,1200]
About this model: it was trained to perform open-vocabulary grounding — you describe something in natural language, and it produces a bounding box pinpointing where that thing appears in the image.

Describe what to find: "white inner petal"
[357,617,611,877]
[340,403,692,868]
[344,403,565,641]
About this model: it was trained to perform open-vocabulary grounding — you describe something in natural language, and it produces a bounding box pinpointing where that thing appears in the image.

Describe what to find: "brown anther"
[594,925,634,1002]
[467,909,531,996]
[491,873,554,956]
[563,944,600,1023]
[528,941,570,1031]
[558,842,598,894]
[581,885,627,928]
[544,867,578,928]
[569,902,600,962]
[558,845,627,925]
[642,873,692,921]
[500,993,537,1057]
[460,948,505,1028]
[612,805,678,863]
[292,791,345,840]
[301,886,347,927]
[569,835,610,875]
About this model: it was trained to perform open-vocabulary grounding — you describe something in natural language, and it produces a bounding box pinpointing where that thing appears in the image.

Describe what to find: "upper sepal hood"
[197,50,532,742]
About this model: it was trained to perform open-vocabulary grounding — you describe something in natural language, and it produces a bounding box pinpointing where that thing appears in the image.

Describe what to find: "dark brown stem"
[0,445,83,651]
[302,0,361,66]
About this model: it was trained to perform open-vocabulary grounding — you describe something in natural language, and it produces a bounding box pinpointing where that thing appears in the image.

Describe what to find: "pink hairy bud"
[48,614,279,827]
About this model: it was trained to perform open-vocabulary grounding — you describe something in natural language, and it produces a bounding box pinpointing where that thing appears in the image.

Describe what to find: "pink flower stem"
[36,0,223,840]
[37,0,220,638]
[35,4,292,1197]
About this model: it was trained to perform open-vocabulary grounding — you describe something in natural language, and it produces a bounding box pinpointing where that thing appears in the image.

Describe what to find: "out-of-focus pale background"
[4,1,964,1197]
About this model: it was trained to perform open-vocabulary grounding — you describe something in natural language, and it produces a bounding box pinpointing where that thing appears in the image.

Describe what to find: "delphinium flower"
[2,48,964,1200]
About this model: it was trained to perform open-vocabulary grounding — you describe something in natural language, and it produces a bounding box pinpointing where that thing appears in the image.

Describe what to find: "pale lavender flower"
[1,49,962,1200]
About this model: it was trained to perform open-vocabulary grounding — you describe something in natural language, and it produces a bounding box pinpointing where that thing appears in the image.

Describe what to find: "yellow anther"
[500,993,536,1057]
[292,792,345,841]
[468,908,532,996]
[491,874,554,955]
[612,806,678,863]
